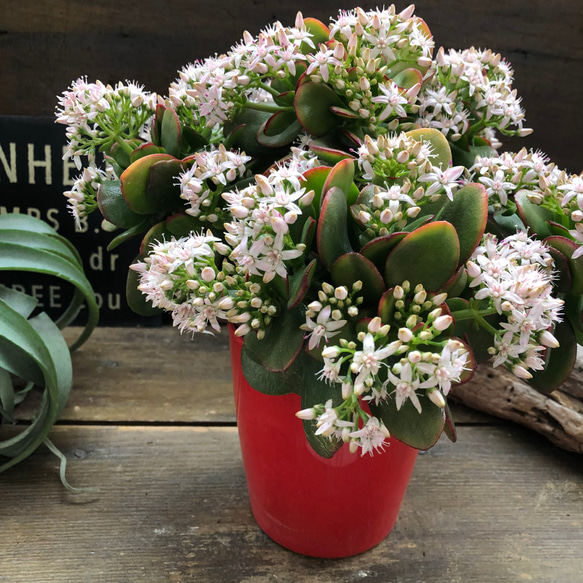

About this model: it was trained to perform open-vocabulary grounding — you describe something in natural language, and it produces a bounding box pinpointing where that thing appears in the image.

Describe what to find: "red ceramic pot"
[229,326,419,559]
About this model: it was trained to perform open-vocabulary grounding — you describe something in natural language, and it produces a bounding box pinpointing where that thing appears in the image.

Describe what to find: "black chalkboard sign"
[0,115,159,325]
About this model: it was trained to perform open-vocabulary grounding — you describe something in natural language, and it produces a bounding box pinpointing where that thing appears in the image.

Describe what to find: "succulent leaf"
[317,186,353,268]
[294,81,343,136]
[330,252,385,304]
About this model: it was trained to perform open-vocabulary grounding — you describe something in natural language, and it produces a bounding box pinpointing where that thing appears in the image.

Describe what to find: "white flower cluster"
[557,173,583,257]
[56,78,157,168]
[355,133,464,236]
[130,232,277,337]
[297,285,469,456]
[416,47,532,141]
[467,232,563,378]
[63,165,111,226]
[178,144,251,223]
[169,13,314,130]
[307,5,432,125]
[471,148,563,210]
[222,149,318,282]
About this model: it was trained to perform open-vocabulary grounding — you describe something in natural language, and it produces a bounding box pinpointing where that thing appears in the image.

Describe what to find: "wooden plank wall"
[1,0,582,172]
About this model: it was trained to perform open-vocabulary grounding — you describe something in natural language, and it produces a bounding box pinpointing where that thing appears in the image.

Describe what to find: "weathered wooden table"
[1,327,582,582]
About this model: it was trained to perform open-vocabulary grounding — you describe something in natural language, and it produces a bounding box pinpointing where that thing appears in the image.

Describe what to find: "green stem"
[115,135,135,156]
[451,307,499,336]
[258,82,283,98]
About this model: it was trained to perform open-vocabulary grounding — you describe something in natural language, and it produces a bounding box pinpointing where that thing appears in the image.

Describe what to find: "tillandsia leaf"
[544,236,583,295]
[405,128,453,170]
[160,107,182,158]
[435,182,488,266]
[97,179,145,229]
[369,394,445,450]
[0,224,99,352]
[0,367,15,420]
[243,305,306,372]
[294,81,344,137]
[130,142,164,164]
[0,284,37,319]
[330,253,386,305]
[528,320,577,395]
[515,190,555,239]
[300,371,344,459]
[125,260,162,317]
[257,116,302,148]
[384,221,460,291]
[288,259,318,309]
[361,233,407,273]
[120,153,177,214]
[317,187,354,268]
[322,158,359,205]
[0,301,59,470]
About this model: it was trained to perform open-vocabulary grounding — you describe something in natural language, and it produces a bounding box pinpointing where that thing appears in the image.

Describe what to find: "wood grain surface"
[1,0,582,171]
[1,424,581,583]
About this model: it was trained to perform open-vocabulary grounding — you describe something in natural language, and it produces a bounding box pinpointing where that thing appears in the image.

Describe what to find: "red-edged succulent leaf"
[150,104,166,146]
[144,158,187,213]
[322,158,357,204]
[97,179,144,229]
[294,82,343,137]
[361,233,407,272]
[224,109,278,157]
[160,107,182,158]
[274,90,295,107]
[384,221,460,291]
[369,394,445,450]
[436,182,488,266]
[378,288,397,323]
[547,221,571,237]
[288,259,318,309]
[443,401,457,443]
[329,106,359,119]
[443,267,468,298]
[301,166,331,211]
[317,187,353,268]
[121,153,177,214]
[257,114,302,148]
[302,17,330,51]
[309,139,355,165]
[405,128,452,170]
[515,190,554,238]
[544,236,583,294]
[528,320,577,395]
[330,252,386,305]
[130,142,164,164]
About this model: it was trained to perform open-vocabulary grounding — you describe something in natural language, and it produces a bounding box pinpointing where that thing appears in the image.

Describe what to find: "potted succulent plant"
[55,4,582,556]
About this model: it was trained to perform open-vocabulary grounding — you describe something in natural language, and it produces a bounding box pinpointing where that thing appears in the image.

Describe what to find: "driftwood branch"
[450,348,583,454]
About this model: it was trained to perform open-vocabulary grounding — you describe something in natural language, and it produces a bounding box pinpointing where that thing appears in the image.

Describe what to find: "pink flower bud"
[540,330,560,348]
[434,315,453,331]
[428,389,446,408]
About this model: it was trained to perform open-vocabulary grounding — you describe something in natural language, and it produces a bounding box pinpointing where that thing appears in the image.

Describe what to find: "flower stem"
[115,135,135,156]
[451,307,498,335]
[243,102,294,114]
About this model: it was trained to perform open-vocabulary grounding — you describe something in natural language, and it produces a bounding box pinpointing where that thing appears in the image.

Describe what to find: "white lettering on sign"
[89,246,120,272]
[27,143,52,185]
[0,142,17,183]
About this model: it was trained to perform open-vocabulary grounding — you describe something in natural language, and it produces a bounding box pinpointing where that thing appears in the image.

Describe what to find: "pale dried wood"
[451,348,583,454]
[0,424,581,583]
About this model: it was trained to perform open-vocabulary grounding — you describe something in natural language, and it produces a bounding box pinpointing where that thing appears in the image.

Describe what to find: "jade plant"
[0,214,99,486]
[55,5,582,457]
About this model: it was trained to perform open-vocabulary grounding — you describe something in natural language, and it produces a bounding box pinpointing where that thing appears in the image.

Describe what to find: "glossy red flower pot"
[229,326,419,558]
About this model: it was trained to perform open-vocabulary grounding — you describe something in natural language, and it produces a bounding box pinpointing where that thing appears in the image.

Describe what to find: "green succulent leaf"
[160,107,182,158]
[392,68,423,90]
[515,190,554,239]
[308,138,355,165]
[243,306,306,372]
[97,179,144,229]
[257,114,302,148]
[361,233,407,272]
[405,128,452,170]
[125,261,162,317]
[330,252,386,305]
[384,221,460,291]
[322,158,358,205]
[317,186,354,268]
[528,320,577,395]
[435,182,488,266]
[544,236,583,294]
[120,153,177,214]
[301,166,331,210]
[294,81,343,137]
[369,394,445,450]
[288,259,318,309]
[130,142,164,164]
